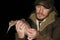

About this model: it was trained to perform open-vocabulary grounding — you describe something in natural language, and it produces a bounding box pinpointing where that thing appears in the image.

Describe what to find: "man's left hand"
[26,28,39,40]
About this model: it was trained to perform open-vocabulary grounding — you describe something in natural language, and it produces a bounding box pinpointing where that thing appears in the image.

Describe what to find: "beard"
[36,17,44,21]
[36,14,49,21]
[35,12,50,21]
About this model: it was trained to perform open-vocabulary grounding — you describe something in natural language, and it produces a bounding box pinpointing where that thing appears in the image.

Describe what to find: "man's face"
[35,5,51,20]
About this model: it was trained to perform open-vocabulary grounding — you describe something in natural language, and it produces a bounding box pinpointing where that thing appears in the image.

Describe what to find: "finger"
[28,34,35,40]
[27,29,37,37]
[16,20,23,27]
[16,24,25,31]
[16,22,26,33]
[27,28,36,34]
[27,31,33,37]
[16,20,24,29]
[28,37,33,40]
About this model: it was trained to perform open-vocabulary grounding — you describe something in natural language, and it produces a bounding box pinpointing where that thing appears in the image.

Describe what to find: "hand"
[26,28,38,40]
[15,19,30,38]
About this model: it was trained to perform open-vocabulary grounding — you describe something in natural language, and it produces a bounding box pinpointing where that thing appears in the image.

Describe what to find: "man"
[9,0,60,40]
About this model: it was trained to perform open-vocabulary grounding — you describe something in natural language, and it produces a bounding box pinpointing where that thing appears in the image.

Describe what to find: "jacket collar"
[29,11,56,31]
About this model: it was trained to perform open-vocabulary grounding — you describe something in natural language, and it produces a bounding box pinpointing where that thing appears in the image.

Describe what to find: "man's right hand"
[15,19,30,38]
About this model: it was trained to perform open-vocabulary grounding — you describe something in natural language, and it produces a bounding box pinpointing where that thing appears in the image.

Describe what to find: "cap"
[34,0,54,9]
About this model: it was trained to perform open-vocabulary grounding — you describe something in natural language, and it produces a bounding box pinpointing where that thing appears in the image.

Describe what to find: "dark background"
[0,0,60,40]
[8,0,60,20]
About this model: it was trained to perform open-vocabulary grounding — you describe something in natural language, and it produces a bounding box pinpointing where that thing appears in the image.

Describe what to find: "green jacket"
[29,11,60,40]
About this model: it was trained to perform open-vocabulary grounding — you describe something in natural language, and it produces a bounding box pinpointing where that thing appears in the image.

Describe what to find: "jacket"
[29,11,60,40]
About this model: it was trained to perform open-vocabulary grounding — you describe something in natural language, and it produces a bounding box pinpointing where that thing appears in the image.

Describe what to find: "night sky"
[8,0,35,20]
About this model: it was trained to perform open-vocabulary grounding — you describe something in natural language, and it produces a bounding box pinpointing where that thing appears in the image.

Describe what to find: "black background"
[8,0,60,20]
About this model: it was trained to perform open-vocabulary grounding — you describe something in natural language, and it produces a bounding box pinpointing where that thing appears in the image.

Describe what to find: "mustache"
[36,13,46,16]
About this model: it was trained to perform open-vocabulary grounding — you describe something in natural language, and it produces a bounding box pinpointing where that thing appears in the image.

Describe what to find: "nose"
[36,6,43,14]
[40,6,43,14]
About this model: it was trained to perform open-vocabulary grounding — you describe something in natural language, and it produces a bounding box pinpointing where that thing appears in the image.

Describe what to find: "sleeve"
[52,18,60,40]
[35,31,53,40]
[52,25,60,40]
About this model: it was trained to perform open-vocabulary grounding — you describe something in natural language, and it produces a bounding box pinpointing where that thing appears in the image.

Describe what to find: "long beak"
[7,20,17,33]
